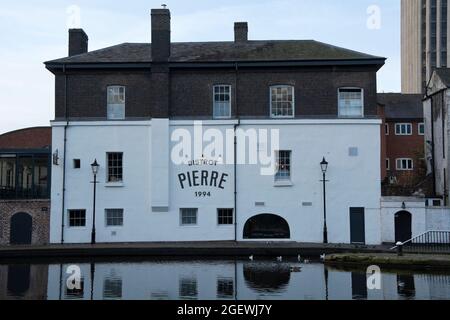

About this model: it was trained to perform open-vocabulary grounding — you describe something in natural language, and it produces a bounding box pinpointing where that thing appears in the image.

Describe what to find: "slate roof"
[434,68,450,87]
[377,93,424,119]
[45,40,385,65]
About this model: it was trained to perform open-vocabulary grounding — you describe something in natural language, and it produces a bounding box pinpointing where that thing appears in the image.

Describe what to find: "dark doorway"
[350,207,365,244]
[7,265,31,297]
[10,212,32,245]
[395,211,412,243]
[243,214,290,239]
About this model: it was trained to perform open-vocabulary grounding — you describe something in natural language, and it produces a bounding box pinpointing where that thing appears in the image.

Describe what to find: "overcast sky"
[0,0,400,134]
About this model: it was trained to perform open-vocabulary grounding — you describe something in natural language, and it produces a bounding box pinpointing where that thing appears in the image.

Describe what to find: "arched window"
[243,214,290,239]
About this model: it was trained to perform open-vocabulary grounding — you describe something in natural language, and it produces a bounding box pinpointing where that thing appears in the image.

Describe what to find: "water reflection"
[0,260,449,300]
[243,263,290,293]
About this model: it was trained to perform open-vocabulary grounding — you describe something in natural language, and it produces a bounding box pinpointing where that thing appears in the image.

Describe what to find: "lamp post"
[91,159,100,244]
[320,157,329,244]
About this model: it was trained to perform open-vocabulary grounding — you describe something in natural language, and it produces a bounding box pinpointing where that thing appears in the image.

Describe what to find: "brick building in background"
[378,93,427,195]
[0,127,51,245]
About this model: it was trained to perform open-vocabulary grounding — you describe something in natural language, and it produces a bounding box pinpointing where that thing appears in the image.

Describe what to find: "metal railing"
[391,230,450,253]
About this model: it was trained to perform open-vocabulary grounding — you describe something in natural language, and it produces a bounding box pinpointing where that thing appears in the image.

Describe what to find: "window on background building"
[105,209,124,227]
[107,86,126,120]
[275,150,292,181]
[270,86,294,118]
[213,85,231,119]
[338,88,364,117]
[180,208,198,225]
[218,209,234,225]
[73,159,81,169]
[386,159,390,171]
[418,123,425,135]
[385,123,389,135]
[68,210,86,227]
[107,153,123,182]
[396,158,414,171]
[395,123,412,135]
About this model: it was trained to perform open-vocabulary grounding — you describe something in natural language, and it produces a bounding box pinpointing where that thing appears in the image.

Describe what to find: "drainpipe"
[234,62,240,242]
[60,64,68,244]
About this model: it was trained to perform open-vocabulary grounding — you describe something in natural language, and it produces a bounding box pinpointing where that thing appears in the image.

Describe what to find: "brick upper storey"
[45,8,386,121]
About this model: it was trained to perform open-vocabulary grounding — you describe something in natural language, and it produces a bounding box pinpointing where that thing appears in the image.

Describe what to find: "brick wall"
[0,200,50,246]
[385,120,425,186]
[54,66,379,120]
[0,127,51,149]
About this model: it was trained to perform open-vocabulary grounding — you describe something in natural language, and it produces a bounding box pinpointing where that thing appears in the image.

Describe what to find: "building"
[378,93,426,193]
[401,0,449,93]
[424,68,450,204]
[46,8,388,245]
[0,127,51,245]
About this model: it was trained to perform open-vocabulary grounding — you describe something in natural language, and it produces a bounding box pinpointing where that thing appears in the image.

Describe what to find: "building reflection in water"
[351,272,368,300]
[0,264,48,300]
[397,274,415,299]
[1,260,450,300]
[243,263,291,293]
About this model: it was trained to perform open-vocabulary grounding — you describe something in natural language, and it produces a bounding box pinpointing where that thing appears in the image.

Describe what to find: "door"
[10,212,32,245]
[395,211,412,243]
[350,207,365,244]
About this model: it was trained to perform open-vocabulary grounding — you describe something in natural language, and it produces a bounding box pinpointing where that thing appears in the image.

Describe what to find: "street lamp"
[91,159,100,244]
[320,157,329,244]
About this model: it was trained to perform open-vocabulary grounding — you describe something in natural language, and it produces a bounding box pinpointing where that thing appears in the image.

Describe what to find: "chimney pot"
[151,8,171,62]
[68,29,88,56]
[234,22,248,43]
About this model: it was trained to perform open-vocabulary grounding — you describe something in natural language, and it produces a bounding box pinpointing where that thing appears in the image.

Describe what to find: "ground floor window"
[68,210,86,227]
[218,209,234,225]
[105,209,124,227]
[180,208,198,225]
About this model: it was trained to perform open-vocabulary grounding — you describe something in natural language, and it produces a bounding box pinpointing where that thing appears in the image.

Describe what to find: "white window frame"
[338,87,364,118]
[395,123,413,136]
[107,85,126,120]
[105,209,124,227]
[396,158,414,171]
[418,122,425,136]
[270,85,295,119]
[106,152,123,183]
[386,158,390,171]
[68,209,87,228]
[385,123,390,135]
[180,208,198,226]
[275,150,292,182]
[213,85,232,119]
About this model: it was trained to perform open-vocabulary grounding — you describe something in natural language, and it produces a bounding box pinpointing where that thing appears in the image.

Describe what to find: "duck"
[276,256,283,262]
[249,255,254,261]
[320,253,326,261]
[297,254,302,262]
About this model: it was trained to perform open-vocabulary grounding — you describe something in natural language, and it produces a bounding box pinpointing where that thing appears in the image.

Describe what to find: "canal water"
[0,259,449,300]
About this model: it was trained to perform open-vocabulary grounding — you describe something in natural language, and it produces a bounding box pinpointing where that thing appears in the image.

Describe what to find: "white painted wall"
[50,119,382,244]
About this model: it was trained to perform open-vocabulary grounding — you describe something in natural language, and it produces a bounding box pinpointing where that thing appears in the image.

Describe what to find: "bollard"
[396,241,403,256]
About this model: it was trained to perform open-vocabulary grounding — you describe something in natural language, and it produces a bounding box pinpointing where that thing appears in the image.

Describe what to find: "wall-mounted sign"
[178,158,229,197]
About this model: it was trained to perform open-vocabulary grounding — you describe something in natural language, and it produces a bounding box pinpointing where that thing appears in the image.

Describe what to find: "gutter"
[234,62,240,243]
[44,58,386,72]
[60,64,68,244]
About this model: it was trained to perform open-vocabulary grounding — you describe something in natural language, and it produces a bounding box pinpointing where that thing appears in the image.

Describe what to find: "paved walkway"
[0,241,393,260]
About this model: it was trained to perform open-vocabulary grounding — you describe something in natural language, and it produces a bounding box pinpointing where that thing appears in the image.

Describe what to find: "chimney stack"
[234,22,248,43]
[68,29,88,56]
[151,8,171,62]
